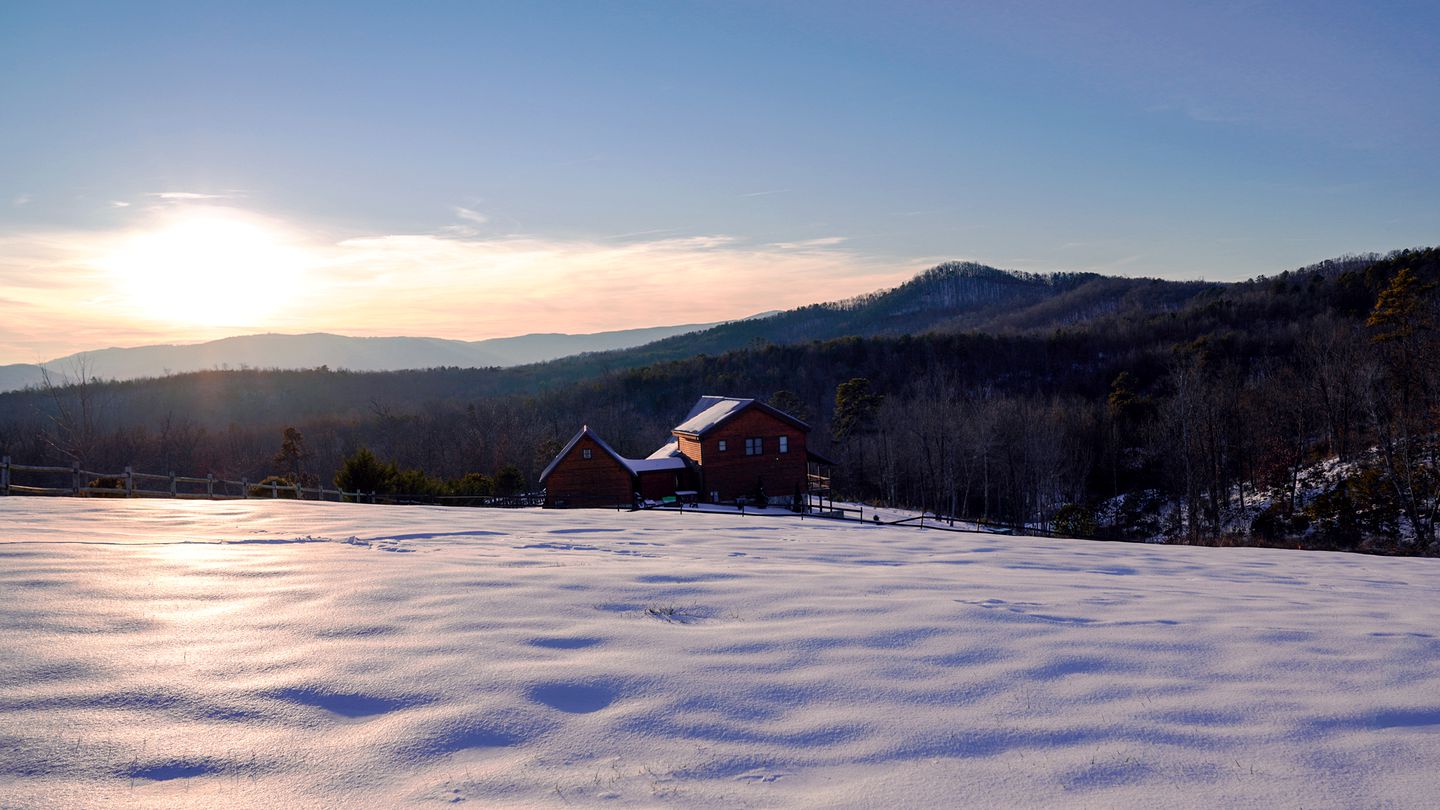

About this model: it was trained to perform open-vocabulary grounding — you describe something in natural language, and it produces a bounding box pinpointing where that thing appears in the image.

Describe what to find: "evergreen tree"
[768,390,812,423]
[334,447,396,495]
[833,378,881,441]
[273,427,310,483]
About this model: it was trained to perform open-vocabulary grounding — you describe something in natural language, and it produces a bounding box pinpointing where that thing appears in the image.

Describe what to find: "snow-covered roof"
[671,395,810,436]
[679,395,735,424]
[539,425,686,482]
[673,397,754,435]
[626,457,687,474]
[646,439,681,459]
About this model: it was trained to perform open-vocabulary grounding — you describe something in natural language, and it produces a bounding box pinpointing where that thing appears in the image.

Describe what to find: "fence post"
[1,456,8,496]
[270,481,277,499]
[170,472,177,497]
[124,466,134,498]
[241,478,248,499]
[72,462,81,495]
[206,474,215,499]
[294,482,302,500]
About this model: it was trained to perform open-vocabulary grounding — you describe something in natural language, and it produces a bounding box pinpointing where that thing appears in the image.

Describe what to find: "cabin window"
[779,436,789,453]
[718,440,727,452]
[582,448,592,459]
[745,437,762,455]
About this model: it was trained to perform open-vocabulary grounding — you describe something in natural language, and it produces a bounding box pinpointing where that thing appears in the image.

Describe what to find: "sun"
[98,210,311,327]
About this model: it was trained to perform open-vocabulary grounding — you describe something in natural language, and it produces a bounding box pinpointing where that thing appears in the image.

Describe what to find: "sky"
[1,0,1437,363]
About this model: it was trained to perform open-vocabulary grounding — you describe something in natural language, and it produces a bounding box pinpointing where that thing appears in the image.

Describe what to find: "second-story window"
[779,436,789,453]
[582,448,592,459]
[745,437,762,455]
[718,439,727,452]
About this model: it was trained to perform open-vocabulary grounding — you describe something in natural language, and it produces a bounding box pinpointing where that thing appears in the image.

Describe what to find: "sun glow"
[97,210,311,326]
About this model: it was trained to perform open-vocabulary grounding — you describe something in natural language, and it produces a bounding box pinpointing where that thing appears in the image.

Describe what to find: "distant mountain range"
[0,261,1222,395]
[0,320,732,393]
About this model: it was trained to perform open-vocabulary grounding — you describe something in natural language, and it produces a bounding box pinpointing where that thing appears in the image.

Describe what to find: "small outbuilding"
[537,426,688,509]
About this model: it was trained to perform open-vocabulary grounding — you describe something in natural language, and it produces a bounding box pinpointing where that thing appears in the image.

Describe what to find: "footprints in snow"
[125,759,223,782]
[270,686,426,718]
[518,542,658,557]
[529,635,603,649]
[955,597,1180,627]
[527,682,617,714]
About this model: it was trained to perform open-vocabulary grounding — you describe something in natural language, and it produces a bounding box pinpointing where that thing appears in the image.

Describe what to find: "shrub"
[450,472,495,497]
[389,467,445,496]
[494,464,525,496]
[250,474,299,498]
[1303,485,1362,550]
[87,476,126,497]
[1053,502,1098,537]
[1251,503,1309,541]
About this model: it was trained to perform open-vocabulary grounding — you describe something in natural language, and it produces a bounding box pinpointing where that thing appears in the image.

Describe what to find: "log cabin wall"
[543,435,633,507]
[679,408,808,502]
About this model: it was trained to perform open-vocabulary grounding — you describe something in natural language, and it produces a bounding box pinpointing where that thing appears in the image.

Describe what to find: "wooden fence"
[0,457,1073,535]
[0,456,544,508]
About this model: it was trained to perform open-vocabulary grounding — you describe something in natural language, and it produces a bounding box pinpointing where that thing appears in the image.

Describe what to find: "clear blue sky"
[1,1,1437,358]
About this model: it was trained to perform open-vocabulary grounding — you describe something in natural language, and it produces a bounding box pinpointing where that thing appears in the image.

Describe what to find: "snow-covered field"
[3,500,1439,808]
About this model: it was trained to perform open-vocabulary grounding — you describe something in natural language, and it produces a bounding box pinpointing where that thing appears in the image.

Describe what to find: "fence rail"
[0,456,541,508]
[1,457,1078,536]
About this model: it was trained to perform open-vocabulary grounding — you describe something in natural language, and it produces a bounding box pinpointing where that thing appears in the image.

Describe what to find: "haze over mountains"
[0,321,728,393]
[0,262,1217,394]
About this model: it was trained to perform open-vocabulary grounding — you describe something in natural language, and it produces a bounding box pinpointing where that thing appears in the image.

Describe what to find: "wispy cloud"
[739,189,791,198]
[769,236,848,249]
[12,193,32,207]
[602,227,686,241]
[454,206,489,225]
[435,224,479,238]
[109,200,131,208]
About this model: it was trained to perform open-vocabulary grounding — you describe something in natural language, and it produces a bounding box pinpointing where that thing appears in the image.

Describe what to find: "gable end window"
[745,437,762,456]
[778,436,789,453]
[582,448,592,459]
[718,439,727,452]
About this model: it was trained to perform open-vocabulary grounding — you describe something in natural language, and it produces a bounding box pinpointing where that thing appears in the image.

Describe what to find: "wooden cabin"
[538,426,688,509]
[539,396,834,508]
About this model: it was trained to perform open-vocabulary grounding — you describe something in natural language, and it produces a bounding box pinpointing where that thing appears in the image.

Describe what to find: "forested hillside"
[525,262,1216,374]
[3,249,1436,554]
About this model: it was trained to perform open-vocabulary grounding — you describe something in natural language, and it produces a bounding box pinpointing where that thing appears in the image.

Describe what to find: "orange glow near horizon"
[0,205,916,363]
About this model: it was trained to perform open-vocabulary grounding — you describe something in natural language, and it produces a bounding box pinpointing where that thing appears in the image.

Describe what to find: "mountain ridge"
[0,320,732,393]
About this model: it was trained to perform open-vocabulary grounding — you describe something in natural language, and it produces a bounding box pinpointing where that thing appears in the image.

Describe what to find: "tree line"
[2,248,1435,554]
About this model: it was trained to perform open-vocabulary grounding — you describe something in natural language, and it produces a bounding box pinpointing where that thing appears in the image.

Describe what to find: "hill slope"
[576,262,1216,370]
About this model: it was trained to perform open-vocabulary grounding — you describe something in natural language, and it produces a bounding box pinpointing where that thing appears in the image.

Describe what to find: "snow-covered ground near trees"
[3,499,1439,808]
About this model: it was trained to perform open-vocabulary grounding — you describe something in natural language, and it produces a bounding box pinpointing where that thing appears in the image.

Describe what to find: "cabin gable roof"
[539,425,687,483]
[671,396,810,437]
